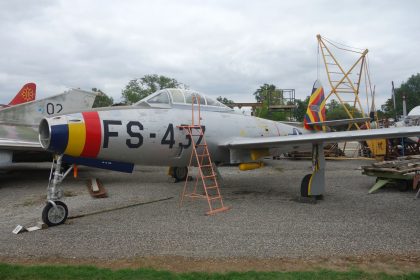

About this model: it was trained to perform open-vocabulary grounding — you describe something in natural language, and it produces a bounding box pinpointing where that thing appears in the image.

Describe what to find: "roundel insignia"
[22,87,35,101]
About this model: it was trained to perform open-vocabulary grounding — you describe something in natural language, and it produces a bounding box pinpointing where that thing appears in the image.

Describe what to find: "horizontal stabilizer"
[278,121,303,127]
[306,117,371,127]
[62,155,134,173]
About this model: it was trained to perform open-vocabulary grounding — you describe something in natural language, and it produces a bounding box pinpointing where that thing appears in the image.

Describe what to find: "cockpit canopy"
[134,89,232,111]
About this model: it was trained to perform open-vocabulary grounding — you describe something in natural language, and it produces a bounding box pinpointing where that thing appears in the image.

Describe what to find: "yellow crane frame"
[317,34,385,157]
[317,34,372,129]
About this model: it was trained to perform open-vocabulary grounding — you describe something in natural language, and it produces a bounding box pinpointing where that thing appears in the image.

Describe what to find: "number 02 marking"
[46,103,63,115]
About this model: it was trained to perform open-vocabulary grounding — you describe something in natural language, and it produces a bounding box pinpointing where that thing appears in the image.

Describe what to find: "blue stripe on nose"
[49,124,69,154]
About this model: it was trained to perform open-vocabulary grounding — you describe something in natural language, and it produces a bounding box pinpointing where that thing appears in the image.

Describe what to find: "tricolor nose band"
[40,111,102,158]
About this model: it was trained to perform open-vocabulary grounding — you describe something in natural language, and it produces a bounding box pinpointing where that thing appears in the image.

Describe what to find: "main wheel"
[42,201,68,226]
[173,167,188,182]
[300,174,312,197]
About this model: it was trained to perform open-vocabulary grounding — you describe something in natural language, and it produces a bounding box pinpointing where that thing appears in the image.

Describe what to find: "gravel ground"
[0,159,419,268]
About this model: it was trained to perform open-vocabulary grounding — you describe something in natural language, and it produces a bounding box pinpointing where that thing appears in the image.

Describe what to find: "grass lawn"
[0,263,419,280]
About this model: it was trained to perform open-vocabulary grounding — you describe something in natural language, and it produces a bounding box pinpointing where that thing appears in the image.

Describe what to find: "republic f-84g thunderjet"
[38,81,420,226]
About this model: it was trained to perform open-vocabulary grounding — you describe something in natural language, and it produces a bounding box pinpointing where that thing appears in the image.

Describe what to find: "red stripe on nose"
[80,112,101,158]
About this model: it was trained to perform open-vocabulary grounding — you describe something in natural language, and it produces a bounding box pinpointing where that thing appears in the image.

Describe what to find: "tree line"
[92,73,420,123]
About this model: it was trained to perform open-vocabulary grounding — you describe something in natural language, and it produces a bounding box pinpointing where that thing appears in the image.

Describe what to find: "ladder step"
[203,174,216,179]
[206,206,230,216]
[200,164,212,168]
[208,196,221,201]
[205,185,218,189]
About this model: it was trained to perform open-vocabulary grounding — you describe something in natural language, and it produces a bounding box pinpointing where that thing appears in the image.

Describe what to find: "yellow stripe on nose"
[65,121,86,156]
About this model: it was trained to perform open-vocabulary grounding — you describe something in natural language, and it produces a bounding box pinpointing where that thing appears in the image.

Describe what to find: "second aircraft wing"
[0,138,42,150]
[222,126,420,149]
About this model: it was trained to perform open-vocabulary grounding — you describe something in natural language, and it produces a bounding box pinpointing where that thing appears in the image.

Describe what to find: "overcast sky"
[0,0,419,109]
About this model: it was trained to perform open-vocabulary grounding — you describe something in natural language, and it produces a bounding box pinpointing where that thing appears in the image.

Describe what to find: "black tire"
[397,180,410,192]
[301,174,312,197]
[42,201,68,226]
[173,167,188,182]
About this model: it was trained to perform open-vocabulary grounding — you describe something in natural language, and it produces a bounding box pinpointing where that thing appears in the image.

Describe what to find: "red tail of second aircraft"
[8,83,36,106]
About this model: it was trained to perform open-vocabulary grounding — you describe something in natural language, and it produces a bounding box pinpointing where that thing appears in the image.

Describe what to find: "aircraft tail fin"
[303,80,326,131]
[8,83,36,106]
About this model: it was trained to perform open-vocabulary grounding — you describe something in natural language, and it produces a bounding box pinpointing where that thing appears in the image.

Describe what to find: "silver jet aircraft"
[0,89,97,167]
[38,81,420,226]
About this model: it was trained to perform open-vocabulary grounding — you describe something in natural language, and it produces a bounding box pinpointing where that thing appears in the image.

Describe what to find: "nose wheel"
[42,201,68,226]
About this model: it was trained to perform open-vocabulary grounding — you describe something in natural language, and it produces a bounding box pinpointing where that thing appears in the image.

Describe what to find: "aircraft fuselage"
[40,107,307,167]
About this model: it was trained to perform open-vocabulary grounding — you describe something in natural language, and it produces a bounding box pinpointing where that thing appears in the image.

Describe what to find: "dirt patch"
[1,253,419,274]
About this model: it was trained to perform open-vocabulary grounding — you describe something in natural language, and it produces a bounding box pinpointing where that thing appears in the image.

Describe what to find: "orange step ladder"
[178,95,230,215]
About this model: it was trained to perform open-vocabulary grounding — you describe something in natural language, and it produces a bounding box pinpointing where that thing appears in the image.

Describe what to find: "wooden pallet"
[361,155,420,194]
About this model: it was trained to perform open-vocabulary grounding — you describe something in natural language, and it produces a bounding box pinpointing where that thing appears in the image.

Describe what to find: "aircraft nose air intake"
[39,112,102,158]
[39,118,51,149]
[39,116,69,154]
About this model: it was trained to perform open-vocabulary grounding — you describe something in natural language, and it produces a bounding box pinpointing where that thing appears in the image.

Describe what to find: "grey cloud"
[0,0,419,108]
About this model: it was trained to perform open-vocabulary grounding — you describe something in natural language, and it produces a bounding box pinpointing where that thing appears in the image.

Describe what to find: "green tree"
[255,101,288,121]
[92,88,114,108]
[294,96,310,121]
[216,96,235,106]
[326,102,362,120]
[253,84,290,121]
[121,74,186,104]
[325,101,363,130]
[253,84,283,104]
[382,73,420,118]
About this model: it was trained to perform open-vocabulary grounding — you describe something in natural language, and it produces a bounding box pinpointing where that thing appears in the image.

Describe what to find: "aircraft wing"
[223,126,420,149]
[0,138,42,151]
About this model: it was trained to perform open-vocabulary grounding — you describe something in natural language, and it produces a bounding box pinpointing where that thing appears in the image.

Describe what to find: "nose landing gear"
[42,155,72,226]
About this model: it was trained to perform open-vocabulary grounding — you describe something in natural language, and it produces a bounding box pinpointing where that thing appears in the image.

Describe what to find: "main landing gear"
[42,155,73,226]
[300,143,325,199]
[171,166,188,182]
